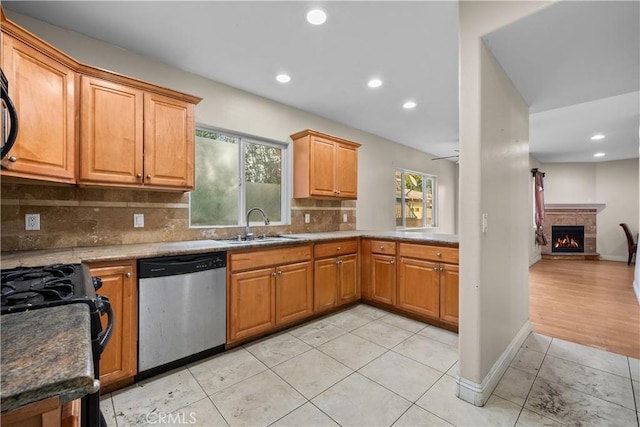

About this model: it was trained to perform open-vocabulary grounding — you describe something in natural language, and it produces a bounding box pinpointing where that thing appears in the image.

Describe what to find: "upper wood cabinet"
[0,11,201,189]
[0,28,77,183]
[291,129,360,199]
[79,77,196,190]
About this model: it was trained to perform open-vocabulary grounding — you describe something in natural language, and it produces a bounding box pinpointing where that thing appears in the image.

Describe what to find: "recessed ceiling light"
[591,134,605,141]
[306,9,327,25]
[593,152,606,157]
[367,79,382,88]
[403,101,417,109]
[276,74,291,83]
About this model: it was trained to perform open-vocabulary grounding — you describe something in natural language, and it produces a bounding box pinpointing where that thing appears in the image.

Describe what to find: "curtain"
[533,169,547,245]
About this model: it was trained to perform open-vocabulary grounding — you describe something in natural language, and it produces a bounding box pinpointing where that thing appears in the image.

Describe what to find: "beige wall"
[5,11,458,240]
[541,159,639,261]
[458,0,551,404]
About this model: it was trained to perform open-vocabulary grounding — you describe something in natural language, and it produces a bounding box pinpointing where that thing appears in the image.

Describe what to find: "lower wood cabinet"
[397,258,439,318]
[361,239,459,329]
[88,259,137,389]
[397,243,459,327]
[313,240,359,313]
[227,245,312,344]
[0,396,60,427]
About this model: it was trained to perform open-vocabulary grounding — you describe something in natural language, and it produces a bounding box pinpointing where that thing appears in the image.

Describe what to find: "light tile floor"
[101,304,640,426]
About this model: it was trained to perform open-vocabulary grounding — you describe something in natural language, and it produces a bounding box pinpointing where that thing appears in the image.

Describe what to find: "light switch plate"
[304,213,310,223]
[25,214,40,231]
[343,213,348,223]
[134,213,144,228]
[482,213,488,233]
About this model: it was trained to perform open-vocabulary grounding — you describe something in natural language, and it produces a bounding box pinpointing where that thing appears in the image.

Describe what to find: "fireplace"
[551,225,584,253]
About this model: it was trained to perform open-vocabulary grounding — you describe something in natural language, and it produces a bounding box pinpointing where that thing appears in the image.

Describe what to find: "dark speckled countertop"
[0,231,458,268]
[1,304,96,412]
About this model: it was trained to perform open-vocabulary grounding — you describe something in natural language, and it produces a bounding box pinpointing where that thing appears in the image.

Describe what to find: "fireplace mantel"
[545,203,606,213]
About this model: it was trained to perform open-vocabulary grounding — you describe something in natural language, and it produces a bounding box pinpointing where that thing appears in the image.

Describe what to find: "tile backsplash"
[0,182,356,252]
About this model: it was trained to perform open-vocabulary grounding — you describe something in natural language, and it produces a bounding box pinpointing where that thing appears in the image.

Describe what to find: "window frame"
[395,168,438,229]
[189,126,290,228]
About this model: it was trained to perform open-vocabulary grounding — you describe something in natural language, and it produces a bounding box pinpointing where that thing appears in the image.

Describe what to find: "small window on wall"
[190,127,288,227]
[395,169,437,229]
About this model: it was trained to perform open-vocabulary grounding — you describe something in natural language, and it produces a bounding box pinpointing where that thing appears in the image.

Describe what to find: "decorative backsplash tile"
[0,183,356,251]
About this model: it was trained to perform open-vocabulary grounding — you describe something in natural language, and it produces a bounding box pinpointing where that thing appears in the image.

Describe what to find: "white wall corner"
[529,252,542,267]
[456,320,532,406]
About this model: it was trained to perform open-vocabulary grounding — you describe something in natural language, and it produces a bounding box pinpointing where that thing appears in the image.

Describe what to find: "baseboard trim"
[599,255,629,263]
[456,320,532,406]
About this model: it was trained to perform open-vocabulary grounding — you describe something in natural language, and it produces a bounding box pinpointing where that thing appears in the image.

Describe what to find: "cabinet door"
[338,254,359,304]
[371,254,396,305]
[89,260,137,388]
[313,258,338,312]
[80,76,144,185]
[309,137,336,197]
[143,93,194,189]
[397,258,439,318]
[1,34,76,182]
[228,268,276,342]
[275,261,313,325]
[335,142,358,198]
[440,263,459,325]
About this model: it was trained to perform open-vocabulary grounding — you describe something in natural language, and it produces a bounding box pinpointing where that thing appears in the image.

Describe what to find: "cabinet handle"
[440,267,444,272]
[136,173,142,179]
[433,267,439,271]
[125,272,131,278]
[390,259,395,265]
[380,246,385,250]
[277,270,283,275]
[146,174,152,180]
[271,272,277,277]
[336,247,341,251]
[7,156,17,163]
[436,252,442,257]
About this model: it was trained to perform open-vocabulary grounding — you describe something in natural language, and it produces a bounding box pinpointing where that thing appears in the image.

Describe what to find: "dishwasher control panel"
[138,252,227,279]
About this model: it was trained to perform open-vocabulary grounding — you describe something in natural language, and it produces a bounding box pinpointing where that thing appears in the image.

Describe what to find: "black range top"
[1,264,98,315]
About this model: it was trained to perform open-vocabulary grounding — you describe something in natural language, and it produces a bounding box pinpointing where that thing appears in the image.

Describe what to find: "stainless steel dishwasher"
[137,252,226,379]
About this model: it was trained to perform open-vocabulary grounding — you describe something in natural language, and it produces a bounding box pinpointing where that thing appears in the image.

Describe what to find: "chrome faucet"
[245,207,270,240]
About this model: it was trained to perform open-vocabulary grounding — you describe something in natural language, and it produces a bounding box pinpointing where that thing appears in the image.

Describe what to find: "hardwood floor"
[529,259,640,359]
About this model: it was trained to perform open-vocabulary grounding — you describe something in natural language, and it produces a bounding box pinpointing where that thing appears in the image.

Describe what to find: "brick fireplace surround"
[541,203,606,260]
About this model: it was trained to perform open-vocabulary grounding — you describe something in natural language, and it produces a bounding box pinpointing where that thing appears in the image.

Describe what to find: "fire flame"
[554,235,580,249]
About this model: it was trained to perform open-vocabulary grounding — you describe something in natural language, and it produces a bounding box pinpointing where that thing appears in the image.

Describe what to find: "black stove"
[1,264,97,314]
[0,263,112,427]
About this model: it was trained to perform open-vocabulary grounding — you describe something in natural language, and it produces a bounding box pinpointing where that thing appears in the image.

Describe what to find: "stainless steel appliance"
[1,264,113,427]
[137,252,226,379]
[1,68,19,160]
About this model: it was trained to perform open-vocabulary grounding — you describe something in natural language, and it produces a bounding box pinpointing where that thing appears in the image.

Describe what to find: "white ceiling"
[3,1,639,164]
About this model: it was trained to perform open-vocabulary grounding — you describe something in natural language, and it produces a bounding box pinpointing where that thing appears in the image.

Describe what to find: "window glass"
[245,141,282,223]
[190,128,287,227]
[395,169,437,228]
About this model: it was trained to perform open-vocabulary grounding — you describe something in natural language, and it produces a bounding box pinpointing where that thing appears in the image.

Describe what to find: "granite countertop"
[1,304,96,412]
[0,231,458,268]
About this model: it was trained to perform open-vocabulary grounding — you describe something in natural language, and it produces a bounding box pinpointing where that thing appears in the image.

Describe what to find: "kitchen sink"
[221,236,301,245]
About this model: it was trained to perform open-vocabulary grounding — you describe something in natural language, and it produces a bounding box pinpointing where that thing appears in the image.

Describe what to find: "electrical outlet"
[25,214,40,231]
[343,213,348,223]
[304,213,310,224]
[134,213,145,228]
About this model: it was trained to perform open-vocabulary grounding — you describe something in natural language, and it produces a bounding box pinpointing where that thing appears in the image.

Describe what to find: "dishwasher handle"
[138,252,226,278]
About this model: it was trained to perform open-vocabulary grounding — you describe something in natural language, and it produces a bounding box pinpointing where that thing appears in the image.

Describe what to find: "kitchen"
[1,1,638,426]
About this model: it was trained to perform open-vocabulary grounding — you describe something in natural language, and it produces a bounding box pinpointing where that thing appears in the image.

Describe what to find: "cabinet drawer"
[399,243,458,264]
[230,245,312,271]
[314,240,358,258]
[370,240,396,255]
